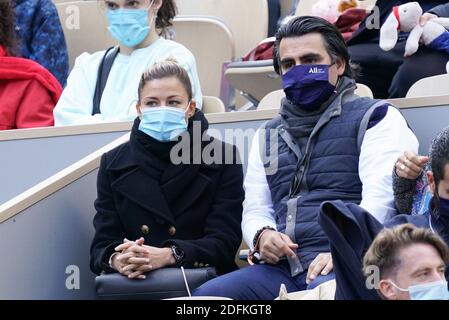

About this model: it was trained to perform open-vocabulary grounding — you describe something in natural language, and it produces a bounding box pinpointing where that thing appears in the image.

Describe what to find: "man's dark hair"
[429,126,449,215]
[273,16,353,78]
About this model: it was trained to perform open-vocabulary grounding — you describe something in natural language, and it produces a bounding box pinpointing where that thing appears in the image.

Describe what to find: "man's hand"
[258,230,298,264]
[306,253,333,285]
[420,13,438,26]
[395,151,428,180]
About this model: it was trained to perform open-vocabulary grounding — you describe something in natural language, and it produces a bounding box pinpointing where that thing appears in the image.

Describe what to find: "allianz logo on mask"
[308,67,325,74]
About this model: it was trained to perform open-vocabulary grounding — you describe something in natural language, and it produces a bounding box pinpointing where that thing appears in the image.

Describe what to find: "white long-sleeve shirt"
[54,38,202,126]
[242,106,419,250]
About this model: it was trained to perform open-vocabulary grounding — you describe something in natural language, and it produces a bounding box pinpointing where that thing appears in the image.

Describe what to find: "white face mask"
[389,280,449,300]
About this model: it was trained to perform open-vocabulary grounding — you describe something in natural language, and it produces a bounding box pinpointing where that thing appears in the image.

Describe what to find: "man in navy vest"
[193,16,418,300]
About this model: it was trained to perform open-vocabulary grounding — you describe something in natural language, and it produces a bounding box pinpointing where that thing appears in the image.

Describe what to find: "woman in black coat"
[90,59,244,279]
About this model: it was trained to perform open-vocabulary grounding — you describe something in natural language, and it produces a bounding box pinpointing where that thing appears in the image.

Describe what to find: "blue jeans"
[193,261,335,300]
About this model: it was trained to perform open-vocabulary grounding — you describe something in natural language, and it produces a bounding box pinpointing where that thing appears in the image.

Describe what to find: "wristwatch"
[170,245,185,266]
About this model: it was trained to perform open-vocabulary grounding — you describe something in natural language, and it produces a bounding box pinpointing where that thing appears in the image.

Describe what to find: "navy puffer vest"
[263,96,384,269]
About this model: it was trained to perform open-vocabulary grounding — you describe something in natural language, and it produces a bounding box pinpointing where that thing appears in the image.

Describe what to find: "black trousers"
[349,40,449,98]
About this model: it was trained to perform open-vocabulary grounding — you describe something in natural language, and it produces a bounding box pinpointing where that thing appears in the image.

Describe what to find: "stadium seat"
[406,74,449,98]
[55,1,117,69]
[257,89,285,110]
[224,60,282,105]
[202,96,226,114]
[355,83,374,98]
[175,0,268,57]
[173,16,235,98]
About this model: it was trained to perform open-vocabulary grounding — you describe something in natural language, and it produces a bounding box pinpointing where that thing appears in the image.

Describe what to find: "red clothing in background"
[242,9,367,61]
[0,45,62,130]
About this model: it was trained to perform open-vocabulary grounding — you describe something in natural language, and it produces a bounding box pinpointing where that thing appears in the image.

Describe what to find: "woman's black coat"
[90,112,244,275]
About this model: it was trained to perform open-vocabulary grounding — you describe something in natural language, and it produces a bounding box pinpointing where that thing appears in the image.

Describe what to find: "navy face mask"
[282,64,337,110]
[438,197,449,215]
[436,197,449,231]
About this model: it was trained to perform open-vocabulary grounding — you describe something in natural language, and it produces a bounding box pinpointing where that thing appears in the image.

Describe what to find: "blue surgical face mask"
[107,2,154,48]
[138,106,189,142]
[282,64,336,110]
[389,280,449,300]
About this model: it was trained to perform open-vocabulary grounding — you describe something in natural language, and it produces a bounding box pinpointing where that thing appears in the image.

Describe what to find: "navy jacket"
[319,200,449,300]
[429,3,449,18]
[90,112,244,276]
[14,0,69,86]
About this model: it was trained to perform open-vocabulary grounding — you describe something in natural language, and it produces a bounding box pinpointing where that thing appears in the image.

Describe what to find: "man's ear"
[378,279,398,300]
[335,56,346,77]
[427,171,436,195]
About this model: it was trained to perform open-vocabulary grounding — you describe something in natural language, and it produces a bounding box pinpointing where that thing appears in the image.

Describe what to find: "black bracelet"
[253,226,276,248]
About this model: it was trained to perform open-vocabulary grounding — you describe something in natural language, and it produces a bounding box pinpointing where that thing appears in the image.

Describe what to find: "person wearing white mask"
[363,224,449,300]
[54,0,202,126]
[90,59,243,282]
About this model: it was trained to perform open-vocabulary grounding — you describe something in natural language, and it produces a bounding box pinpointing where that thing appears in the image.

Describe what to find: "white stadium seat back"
[56,1,117,69]
[172,16,235,98]
[406,74,449,98]
[176,0,268,57]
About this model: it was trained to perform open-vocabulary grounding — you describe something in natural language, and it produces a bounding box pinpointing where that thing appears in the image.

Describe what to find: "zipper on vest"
[290,164,305,198]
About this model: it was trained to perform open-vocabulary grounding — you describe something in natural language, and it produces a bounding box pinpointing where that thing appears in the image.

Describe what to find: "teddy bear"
[311,0,341,23]
[311,0,359,23]
[379,1,449,61]
[338,0,358,13]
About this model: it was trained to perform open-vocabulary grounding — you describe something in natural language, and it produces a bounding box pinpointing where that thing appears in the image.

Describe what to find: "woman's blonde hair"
[137,58,193,103]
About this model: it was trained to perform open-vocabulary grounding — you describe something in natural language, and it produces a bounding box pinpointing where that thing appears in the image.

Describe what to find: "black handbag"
[95,267,217,300]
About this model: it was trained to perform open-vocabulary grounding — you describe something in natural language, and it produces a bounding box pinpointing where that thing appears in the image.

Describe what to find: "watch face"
[172,246,184,262]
